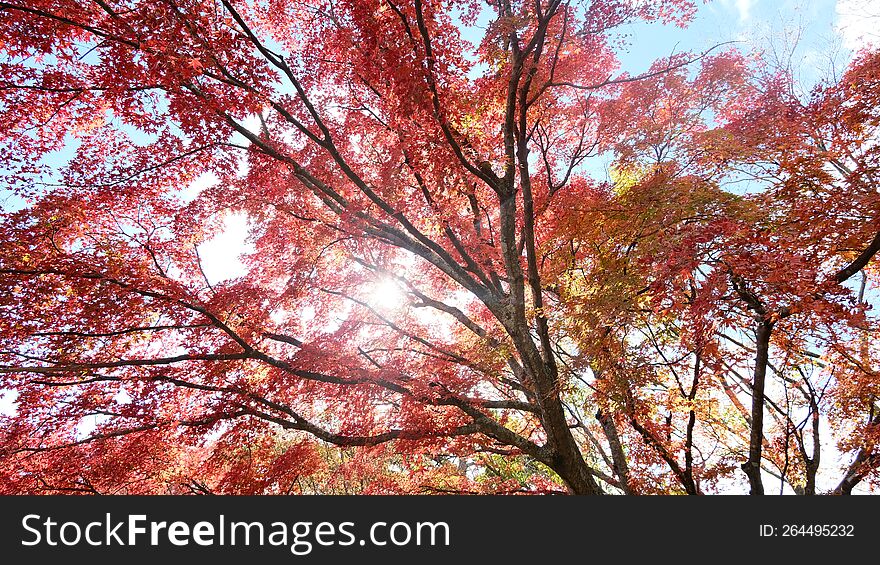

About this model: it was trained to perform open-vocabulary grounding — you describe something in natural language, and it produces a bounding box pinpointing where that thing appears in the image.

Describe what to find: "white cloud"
[736,0,755,21]
[835,0,879,51]
[721,0,755,22]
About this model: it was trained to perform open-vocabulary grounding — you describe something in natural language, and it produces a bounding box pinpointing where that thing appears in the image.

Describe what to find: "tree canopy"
[1,0,879,495]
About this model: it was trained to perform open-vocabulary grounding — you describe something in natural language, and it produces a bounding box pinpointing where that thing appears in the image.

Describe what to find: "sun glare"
[368,279,407,311]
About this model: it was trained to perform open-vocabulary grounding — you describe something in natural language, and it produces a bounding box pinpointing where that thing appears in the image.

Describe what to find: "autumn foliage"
[0,0,878,495]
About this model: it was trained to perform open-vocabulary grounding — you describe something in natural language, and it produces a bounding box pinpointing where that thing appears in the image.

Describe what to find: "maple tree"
[1,0,878,495]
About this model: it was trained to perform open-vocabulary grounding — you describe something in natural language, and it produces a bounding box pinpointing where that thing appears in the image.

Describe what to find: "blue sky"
[616,0,875,88]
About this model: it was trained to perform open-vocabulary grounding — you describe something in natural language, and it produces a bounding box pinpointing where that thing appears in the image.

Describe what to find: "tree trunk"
[743,320,773,495]
[597,409,634,494]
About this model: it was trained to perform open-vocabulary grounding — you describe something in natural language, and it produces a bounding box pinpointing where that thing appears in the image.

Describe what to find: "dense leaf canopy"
[1,0,878,494]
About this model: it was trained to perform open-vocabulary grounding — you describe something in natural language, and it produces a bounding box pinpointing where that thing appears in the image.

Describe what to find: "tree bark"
[743,320,773,495]
[597,409,634,494]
